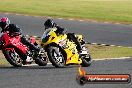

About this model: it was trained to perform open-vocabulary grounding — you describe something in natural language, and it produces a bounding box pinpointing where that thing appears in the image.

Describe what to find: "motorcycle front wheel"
[3,49,22,67]
[47,46,66,68]
[35,50,48,66]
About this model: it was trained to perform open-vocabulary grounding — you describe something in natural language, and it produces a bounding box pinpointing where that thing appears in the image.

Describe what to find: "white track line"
[23,63,52,66]
[101,44,106,46]
[69,19,74,20]
[93,57,131,61]
[79,20,84,22]
[23,57,131,66]
[110,45,116,47]
[58,18,63,20]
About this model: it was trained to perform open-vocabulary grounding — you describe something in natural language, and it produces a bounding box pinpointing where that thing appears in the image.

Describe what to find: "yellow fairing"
[65,49,82,65]
[64,40,82,65]
[41,28,82,65]
[41,28,59,46]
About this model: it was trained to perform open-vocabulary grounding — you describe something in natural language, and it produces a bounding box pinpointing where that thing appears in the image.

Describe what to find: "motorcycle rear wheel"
[81,54,91,67]
[3,50,22,67]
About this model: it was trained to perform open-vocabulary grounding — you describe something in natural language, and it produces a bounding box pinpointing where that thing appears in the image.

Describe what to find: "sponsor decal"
[76,67,131,85]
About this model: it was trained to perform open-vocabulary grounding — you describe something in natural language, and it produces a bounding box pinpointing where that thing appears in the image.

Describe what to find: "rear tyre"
[47,46,66,68]
[3,50,22,67]
[81,54,92,67]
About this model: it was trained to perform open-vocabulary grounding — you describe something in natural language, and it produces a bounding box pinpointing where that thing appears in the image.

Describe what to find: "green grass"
[86,44,132,59]
[0,58,10,66]
[0,0,132,23]
[0,44,132,66]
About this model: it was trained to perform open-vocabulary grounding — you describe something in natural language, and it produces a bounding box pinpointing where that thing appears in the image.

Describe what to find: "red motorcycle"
[0,31,47,67]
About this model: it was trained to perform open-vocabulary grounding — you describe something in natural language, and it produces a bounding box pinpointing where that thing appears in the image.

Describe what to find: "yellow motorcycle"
[41,28,91,68]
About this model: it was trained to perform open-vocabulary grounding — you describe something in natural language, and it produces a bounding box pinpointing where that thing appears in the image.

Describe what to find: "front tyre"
[3,49,22,67]
[35,53,48,66]
[47,46,66,68]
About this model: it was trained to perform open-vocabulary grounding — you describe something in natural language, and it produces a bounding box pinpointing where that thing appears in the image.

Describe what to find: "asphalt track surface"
[0,13,132,46]
[0,13,132,88]
[0,58,132,88]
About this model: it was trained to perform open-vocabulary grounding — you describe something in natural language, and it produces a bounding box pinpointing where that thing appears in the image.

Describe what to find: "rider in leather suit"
[44,19,82,55]
[0,17,40,62]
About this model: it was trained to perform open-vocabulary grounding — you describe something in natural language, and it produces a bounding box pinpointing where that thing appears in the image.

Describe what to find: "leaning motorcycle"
[0,31,48,67]
[41,28,91,68]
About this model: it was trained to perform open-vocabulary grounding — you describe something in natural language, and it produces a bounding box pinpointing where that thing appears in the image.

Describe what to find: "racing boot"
[22,56,33,65]
[78,50,83,58]
[26,56,33,63]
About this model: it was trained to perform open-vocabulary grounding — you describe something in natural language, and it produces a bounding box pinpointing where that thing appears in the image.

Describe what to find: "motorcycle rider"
[0,17,40,63]
[44,19,82,56]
